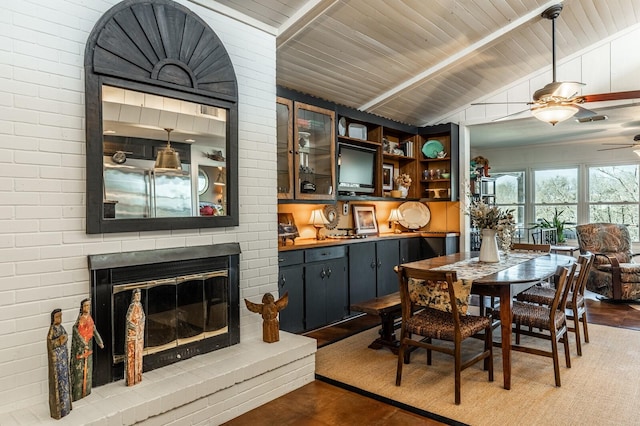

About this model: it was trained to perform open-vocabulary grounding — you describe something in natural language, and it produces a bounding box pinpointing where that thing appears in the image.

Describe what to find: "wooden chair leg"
[573,315,582,356]
[581,314,590,343]
[550,331,561,387]
[396,341,405,386]
[454,345,461,405]
[562,333,571,368]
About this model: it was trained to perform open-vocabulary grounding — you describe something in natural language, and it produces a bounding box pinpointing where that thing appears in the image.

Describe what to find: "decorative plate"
[422,140,444,158]
[338,117,346,136]
[323,204,339,229]
[398,201,431,230]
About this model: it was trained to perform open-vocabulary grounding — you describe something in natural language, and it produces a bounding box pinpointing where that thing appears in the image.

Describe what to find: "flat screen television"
[337,143,376,194]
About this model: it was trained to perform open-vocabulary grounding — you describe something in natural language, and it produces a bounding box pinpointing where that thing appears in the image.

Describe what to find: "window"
[533,168,578,242]
[493,171,525,225]
[588,164,639,241]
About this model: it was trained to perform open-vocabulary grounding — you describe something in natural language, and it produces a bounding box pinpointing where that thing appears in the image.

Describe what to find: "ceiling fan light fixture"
[531,103,579,126]
[634,149,640,158]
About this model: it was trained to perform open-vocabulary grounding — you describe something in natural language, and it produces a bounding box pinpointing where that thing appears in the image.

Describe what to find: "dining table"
[399,251,575,390]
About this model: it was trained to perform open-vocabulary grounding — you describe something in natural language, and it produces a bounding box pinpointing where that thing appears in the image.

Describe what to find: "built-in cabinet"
[304,246,348,330]
[278,235,461,333]
[349,239,400,307]
[277,87,460,203]
[277,97,336,201]
[277,250,305,333]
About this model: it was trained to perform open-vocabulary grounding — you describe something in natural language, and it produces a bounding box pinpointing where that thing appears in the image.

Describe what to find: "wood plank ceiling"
[214,0,640,145]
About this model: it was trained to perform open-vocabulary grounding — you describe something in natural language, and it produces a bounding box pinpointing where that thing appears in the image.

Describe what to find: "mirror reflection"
[101,86,228,219]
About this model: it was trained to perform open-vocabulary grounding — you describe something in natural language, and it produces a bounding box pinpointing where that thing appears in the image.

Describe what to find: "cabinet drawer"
[305,246,347,262]
[278,250,304,267]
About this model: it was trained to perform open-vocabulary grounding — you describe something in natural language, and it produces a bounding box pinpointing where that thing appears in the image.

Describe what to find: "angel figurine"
[244,292,288,343]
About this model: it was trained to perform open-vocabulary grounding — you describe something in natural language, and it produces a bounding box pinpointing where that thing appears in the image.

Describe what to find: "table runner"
[430,252,543,282]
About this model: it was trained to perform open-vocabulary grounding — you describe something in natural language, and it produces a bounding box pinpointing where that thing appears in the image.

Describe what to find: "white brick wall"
[0,0,296,418]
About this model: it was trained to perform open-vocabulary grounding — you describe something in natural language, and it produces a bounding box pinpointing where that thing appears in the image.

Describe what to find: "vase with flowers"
[395,173,412,198]
[468,200,515,262]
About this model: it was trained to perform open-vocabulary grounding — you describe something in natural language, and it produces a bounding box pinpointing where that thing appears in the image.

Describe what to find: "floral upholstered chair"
[575,223,640,301]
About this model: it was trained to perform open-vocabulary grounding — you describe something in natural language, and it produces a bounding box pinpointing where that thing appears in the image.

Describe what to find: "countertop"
[278,231,460,251]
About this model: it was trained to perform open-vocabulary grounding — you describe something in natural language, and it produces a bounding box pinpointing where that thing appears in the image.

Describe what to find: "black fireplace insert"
[88,243,240,387]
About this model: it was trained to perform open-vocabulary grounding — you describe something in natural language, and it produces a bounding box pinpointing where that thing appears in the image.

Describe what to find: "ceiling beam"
[358,0,563,113]
[277,0,340,48]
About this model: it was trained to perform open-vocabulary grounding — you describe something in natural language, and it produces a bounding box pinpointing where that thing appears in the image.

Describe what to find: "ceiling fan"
[598,134,640,156]
[472,4,640,126]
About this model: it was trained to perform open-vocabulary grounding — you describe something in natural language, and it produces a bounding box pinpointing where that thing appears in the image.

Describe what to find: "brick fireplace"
[88,243,241,387]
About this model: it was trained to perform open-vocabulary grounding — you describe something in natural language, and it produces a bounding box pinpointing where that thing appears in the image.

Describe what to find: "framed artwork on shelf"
[382,163,394,191]
[352,204,378,235]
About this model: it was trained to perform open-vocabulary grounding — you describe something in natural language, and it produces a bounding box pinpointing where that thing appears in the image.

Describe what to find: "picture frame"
[352,204,379,235]
[382,163,394,191]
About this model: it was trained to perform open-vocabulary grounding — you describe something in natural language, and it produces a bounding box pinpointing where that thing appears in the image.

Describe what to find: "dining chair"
[478,243,552,317]
[516,253,593,356]
[395,267,493,405]
[511,264,575,387]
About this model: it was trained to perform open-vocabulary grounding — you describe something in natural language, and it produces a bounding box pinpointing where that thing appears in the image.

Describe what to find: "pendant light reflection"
[154,128,182,170]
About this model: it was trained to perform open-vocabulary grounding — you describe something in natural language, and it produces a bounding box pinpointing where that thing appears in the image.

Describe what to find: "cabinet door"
[278,264,304,333]
[276,97,294,199]
[304,262,327,330]
[324,257,348,325]
[294,102,336,200]
[348,242,377,306]
[400,238,422,263]
[376,239,400,297]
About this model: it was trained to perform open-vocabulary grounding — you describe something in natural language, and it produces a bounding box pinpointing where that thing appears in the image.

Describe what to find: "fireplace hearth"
[88,243,240,387]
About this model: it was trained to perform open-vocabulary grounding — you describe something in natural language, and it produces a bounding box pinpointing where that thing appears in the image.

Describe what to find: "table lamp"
[308,208,329,240]
[387,208,403,233]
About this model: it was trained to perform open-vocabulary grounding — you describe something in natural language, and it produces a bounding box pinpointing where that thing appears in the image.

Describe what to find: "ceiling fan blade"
[491,108,531,121]
[573,105,597,119]
[582,90,640,103]
[601,143,637,146]
[471,102,531,106]
[597,146,635,151]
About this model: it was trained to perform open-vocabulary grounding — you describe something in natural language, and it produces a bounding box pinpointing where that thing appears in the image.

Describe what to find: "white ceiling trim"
[358,0,563,114]
[277,0,339,47]
[188,0,278,35]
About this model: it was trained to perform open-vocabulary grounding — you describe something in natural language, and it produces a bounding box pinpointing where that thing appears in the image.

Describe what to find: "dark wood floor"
[223,291,640,426]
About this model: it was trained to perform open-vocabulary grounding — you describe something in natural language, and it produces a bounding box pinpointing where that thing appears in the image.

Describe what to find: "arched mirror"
[85,0,238,233]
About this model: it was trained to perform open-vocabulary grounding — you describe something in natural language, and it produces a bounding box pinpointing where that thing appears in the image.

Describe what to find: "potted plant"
[531,208,568,244]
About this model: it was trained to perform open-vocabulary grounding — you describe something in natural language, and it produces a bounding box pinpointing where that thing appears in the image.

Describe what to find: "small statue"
[244,292,288,343]
[47,309,72,419]
[125,289,145,386]
[70,298,104,401]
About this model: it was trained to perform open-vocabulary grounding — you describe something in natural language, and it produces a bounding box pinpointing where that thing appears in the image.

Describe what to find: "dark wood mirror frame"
[85,0,239,234]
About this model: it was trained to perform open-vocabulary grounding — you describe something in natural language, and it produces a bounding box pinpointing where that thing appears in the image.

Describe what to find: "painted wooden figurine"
[47,309,72,419]
[245,292,288,343]
[125,289,145,386]
[70,298,104,401]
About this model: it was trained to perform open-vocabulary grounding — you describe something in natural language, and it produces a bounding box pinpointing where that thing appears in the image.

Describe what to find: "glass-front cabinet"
[278,100,336,201]
[277,97,294,199]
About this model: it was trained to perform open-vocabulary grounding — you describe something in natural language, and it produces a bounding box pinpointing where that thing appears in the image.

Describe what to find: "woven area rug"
[315,323,639,425]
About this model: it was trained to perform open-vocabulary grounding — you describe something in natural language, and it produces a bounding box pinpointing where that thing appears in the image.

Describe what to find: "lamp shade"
[308,209,329,226]
[214,168,225,186]
[531,103,579,126]
[155,128,182,170]
[387,208,403,223]
[635,149,640,158]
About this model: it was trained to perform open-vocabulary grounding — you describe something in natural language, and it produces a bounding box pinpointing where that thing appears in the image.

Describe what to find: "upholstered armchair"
[575,223,640,301]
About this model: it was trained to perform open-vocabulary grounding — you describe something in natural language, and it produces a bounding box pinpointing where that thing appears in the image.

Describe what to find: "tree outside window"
[534,168,578,242]
[588,165,639,241]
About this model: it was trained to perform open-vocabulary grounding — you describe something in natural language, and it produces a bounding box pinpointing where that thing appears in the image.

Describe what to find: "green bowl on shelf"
[441,172,451,179]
